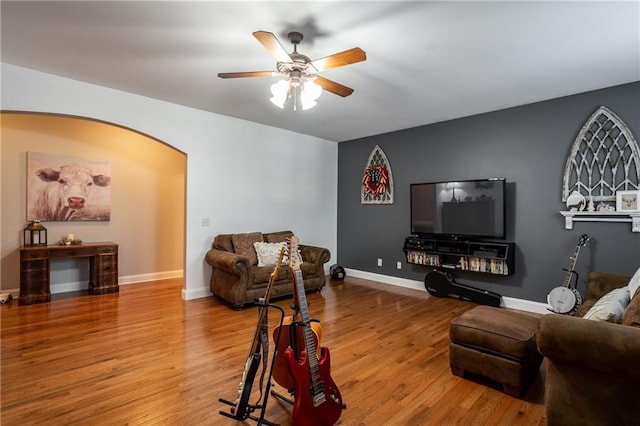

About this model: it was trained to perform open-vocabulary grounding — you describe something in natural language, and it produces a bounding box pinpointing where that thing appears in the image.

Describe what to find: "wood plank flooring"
[1,277,546,425]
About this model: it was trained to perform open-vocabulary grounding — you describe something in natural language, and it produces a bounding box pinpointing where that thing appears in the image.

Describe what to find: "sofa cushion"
[627,267,640,300]
[622,285,640,328]
[232,232,263,265]
[583,286,630,323]
[265,231,294,243]
[254,242,286,267]
[213,234,235,253]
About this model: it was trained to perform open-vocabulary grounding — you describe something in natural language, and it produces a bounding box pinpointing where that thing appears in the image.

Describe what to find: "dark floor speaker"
[330,264,346,280]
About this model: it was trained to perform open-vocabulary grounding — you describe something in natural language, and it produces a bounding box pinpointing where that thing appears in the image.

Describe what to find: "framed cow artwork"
[27,152,111,221]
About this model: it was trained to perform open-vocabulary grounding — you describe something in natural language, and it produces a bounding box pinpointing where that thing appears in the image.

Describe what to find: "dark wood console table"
[19,242,118,305]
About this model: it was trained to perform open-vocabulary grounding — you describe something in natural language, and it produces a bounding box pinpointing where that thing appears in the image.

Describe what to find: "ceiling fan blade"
[314,76,354,97]
[310,47,366,72]
[217,71,275,79]
[253,31,292,63]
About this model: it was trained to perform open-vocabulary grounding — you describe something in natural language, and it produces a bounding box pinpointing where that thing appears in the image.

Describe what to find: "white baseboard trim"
[118,270,183,285]
[45,270,184,294]
[345,268,550,314]
[182,286,211,301]
[6,267,549,314]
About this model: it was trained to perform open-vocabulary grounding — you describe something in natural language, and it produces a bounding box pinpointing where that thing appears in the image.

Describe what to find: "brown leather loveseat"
[205,231,330,308]
[536,271,640,425]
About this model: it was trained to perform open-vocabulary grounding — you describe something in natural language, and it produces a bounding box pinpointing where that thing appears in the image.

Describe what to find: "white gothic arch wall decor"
[361,145,394,204]
[563,106,640,204]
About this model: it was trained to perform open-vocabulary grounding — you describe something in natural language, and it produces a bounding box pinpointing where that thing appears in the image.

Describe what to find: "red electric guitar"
[284,236,343,426]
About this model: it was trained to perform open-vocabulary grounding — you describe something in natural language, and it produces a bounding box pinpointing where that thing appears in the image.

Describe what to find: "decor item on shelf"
[566,191,586,212]
[23,220,47,246]
[361,145,394,205]
[597,202,615,212]
[616,190,640,212]
[587,196,595,212]
[218,31,366,111]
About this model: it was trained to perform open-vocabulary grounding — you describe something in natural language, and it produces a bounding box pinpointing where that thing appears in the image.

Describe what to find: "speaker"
[330,264,346,280]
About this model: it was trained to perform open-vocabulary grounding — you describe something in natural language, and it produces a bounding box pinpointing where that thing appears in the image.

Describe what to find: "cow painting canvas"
[27,152,111,221]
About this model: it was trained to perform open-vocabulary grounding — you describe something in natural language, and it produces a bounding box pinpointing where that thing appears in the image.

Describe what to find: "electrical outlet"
[397,261,402,270]
[201,217,210,227]
[377,258,383,267]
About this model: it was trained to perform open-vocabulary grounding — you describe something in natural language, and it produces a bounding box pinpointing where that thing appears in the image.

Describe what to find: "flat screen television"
[410,177,506,240]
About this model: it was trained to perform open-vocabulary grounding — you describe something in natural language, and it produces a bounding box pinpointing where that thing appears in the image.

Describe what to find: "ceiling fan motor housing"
[287,31,304,46]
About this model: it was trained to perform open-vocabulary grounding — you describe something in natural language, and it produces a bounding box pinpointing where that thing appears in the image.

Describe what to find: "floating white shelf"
[560,211,640,232]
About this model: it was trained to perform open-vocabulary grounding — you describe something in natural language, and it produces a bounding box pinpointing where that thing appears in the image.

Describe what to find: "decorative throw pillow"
[627,267,640,299]
[583,286,631,323]
[253,242,286,267]
[231,232,263,266]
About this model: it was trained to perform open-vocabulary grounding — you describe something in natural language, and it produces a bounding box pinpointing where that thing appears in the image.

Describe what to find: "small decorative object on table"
[60,233,82,245]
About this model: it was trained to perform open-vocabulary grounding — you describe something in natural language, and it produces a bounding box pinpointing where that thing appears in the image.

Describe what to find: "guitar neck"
[247,252,283,354]
[562,245,582,288]
[294,269,319,363]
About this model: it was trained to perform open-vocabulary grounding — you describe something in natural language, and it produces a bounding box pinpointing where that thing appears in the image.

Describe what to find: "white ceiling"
[1,1,639,142]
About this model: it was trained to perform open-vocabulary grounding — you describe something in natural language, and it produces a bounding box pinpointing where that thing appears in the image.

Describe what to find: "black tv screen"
[410,178,506,240]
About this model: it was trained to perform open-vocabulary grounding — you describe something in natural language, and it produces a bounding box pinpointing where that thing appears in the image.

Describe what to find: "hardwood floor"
[1,277,546,425]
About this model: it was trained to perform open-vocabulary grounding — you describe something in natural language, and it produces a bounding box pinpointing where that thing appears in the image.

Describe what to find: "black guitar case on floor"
[424,269,502,307]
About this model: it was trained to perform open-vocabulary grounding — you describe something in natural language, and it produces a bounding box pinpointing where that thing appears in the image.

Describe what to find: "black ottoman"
[449,305,543,397]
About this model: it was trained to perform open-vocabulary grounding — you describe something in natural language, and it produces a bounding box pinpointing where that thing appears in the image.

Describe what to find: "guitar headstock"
[287,236,303,271]
[578,234,589,247]
[275,243,287,268]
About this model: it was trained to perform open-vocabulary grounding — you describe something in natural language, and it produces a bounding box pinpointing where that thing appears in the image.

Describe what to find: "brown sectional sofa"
[537,271,640,426]
[205,230,330,308]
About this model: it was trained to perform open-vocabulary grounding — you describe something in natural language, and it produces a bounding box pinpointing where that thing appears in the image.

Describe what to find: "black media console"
[403,236,515,276]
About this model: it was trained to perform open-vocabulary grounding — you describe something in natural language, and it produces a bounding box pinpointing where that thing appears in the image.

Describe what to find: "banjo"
[547,234,589,315]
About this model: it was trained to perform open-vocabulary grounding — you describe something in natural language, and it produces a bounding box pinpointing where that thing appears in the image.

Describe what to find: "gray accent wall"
[337,82,640,303]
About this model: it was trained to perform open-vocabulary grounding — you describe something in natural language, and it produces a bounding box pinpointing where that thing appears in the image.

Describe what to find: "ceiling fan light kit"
[219,30,366,111]
[269,70,322,111]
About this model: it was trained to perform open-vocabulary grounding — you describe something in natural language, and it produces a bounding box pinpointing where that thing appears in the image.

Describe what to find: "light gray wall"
[337,82,640,303]
[1,63,338,300]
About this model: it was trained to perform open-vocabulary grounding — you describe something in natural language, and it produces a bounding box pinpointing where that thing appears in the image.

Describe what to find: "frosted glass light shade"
[270,80,290,108]
[301,81,322,110]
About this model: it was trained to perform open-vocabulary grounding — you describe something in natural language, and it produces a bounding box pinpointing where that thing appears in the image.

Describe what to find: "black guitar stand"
[219,301,286,426]
[563,268,580,290]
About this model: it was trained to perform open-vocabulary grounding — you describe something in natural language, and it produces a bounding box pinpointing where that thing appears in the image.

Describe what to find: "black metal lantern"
[23,220,47,246]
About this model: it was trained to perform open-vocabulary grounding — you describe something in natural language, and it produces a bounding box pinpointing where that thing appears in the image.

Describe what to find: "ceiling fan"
[218,31,366,110]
